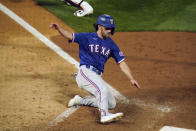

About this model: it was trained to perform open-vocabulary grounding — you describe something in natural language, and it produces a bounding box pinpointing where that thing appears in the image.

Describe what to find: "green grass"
[34,0,196,32]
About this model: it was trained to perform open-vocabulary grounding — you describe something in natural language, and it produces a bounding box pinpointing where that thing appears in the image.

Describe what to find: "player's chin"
[103,33,111,39]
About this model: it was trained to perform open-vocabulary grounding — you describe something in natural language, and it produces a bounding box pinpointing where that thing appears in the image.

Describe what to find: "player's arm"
[49,23,72,40]
[119,61,141,89]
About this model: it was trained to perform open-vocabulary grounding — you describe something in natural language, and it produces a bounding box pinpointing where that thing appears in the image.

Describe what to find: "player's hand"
[49,23,59,30]
[130,79,141,89]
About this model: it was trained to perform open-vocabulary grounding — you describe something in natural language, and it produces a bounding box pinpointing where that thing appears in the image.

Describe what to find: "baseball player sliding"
[50,14,140,123]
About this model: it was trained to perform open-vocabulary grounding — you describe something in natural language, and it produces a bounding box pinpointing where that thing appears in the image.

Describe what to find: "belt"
[85,65,102,75]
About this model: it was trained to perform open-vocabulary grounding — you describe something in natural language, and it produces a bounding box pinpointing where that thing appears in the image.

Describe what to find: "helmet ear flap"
[93,24,98,31]
[111,28,115,35]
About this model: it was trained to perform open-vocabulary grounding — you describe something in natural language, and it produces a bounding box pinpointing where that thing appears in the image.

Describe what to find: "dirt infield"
[0,0,196,131]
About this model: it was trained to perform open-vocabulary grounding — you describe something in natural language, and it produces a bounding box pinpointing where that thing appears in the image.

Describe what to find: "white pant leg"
[68,0,93,17]
[101,80,116,109]
[108,88,116,109]
[81,1,93,15]
[76,66,110,116]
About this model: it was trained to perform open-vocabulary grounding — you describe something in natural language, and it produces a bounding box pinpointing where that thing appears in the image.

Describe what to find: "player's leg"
[107,87,116,109]
[77,66,110,116]
[73,66,123,123]
[79,85,99,107]
[71,66,99,107]
[98,80,123,123]
[99,79,116,109]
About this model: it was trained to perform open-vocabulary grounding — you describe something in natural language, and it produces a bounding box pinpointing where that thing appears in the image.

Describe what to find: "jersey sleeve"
[111,43,125,64]
[73,32,88,45]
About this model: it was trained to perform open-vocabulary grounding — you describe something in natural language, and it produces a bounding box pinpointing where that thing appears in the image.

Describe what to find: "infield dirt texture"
[0,0,196,131]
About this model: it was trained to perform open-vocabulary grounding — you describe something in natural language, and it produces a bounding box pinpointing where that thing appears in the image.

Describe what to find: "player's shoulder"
[107,37,115,42]
[107,38,121,50]
[107,37,117,45]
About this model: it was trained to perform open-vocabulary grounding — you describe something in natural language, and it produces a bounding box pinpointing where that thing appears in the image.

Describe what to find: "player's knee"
[109,100,116,109]
[87,6,93,14]
[102,88,109,96]
[82,1,93,14]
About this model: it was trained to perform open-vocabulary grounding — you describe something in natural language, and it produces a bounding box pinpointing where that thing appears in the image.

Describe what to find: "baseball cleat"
[68,95,82,107]
[100,112,124,123]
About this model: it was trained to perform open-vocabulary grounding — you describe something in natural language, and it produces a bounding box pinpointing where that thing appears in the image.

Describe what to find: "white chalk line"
[48,106,79,126]
[0,2,172,127]
[0,3,79,69]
